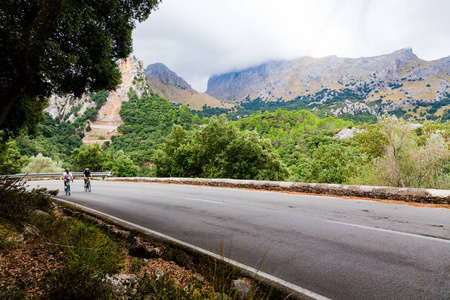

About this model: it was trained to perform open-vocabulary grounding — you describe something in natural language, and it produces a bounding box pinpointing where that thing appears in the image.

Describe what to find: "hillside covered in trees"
[2,89,449,189]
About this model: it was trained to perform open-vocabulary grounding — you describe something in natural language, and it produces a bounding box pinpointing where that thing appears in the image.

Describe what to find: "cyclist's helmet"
[85,168,89,171]
[66,168,70,171]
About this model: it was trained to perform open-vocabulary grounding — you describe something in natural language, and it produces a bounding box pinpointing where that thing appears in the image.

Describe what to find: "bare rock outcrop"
[45,56,149,145]
[205,48,450,112]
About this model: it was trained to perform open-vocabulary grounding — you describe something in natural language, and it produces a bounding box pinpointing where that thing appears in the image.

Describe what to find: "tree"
[71,144,138,176]
[71,143,106,172]
[21,153,63,174]
[154,117,290,181]
[298,142,366,184]
[373,115,414,187]
[0,137,29,175]
[105,150,138,177]
[0,0,160,138]
[370,116,450,189]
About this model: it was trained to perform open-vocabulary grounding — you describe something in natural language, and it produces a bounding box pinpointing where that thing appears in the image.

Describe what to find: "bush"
[137,166,153,177]
[43,263,115,299]
[0,179,56,227]
[154,117,289,181]
[0,134,29,175]
[38,214,126,298]
[21,153,63,174]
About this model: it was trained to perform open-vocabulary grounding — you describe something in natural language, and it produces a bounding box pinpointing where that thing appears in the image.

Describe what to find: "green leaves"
[369,116,450,188]
[21,153,63,174]
[113,94,197,166]
[70,143,137,177]
[0,0,160,137]
[0,133,29,175]
[154,117,290,181]
[71,143,106,172]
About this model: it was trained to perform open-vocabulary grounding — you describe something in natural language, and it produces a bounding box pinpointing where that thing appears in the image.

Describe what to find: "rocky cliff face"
[45,56,149,144]
[205,48,450,115]
[145,63,233,110]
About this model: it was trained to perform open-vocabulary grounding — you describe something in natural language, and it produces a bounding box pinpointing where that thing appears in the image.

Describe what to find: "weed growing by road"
[0,180,290,299]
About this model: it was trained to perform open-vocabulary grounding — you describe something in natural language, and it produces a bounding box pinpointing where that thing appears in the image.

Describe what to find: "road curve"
[27,180,450,300]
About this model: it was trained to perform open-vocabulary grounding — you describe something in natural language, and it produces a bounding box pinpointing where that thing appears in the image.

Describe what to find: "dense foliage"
[111,93,199,165]
[4,83,448,189]
[233,111,450,188]
[153,116,289,180]
[15,113,83,166]
[71,143,138,177]
[194,88,380,124]
[0,0,160,138]
[352,117,450,188]
[0,180,55,227]
[0,132,29,175]
[232,109,361,183]
[9,90,110,171]
[22,153,63,174]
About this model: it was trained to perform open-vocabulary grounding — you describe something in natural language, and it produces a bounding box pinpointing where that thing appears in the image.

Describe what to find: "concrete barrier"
[104,177,450,205]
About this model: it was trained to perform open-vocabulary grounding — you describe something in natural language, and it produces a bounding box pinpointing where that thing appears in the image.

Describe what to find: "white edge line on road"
[54,197,330,300]
[326,220,450,244]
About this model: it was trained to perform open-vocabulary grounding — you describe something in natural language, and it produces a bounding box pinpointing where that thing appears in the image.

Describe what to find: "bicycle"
[65,179,71,196]
[84,178,91,192]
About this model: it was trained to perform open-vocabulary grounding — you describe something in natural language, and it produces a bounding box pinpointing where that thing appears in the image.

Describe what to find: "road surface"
[27,180,450,299]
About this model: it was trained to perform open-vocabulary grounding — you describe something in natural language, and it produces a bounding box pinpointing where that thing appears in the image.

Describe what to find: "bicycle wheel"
[88,182,91,192]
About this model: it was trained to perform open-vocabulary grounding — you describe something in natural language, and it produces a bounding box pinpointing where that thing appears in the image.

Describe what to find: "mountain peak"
[392,47,415,56]
[145,63,196,92]
[145,62,171,74]
[388,48,418,65]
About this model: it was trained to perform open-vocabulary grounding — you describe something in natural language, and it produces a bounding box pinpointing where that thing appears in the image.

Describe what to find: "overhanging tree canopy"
[0,0,160,138]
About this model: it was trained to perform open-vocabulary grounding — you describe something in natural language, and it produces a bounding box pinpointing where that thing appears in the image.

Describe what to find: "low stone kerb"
[105,177,450,205]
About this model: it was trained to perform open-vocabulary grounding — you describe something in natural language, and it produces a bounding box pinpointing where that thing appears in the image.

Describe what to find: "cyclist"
[83,168,93,188]
[62,168,73,191]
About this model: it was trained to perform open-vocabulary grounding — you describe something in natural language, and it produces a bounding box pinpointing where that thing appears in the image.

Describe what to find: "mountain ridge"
[197,48,449,120]
[205,48,449,102]
[145,63,233,110]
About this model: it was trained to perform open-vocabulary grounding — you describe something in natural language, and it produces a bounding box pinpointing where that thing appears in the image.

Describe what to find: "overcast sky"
[131,0,450,92]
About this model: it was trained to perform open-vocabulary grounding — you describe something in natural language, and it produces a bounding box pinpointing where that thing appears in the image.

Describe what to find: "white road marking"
[184,197,224,204]
[54,197,330,300]
[326,220,450,244]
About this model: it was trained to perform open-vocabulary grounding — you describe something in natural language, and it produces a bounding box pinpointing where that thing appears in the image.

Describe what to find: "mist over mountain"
[46,49,450,127]
[206,48,450,104]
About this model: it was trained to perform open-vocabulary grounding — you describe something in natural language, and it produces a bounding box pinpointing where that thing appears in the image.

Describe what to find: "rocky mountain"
[205,48,450,119]
[145,63,233,110]
[46,56,150,145]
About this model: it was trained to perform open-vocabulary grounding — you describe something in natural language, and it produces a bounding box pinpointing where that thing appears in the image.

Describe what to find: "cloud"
[132,0,450,92]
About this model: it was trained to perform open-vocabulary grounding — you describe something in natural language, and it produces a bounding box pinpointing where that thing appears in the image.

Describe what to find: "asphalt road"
[27,180,450,299]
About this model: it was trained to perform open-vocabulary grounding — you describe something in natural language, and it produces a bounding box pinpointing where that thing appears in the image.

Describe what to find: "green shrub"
[137,166,153,177]
[0,179,56,227]
[21,153,63,173]
[43,263,115,299]
[40,216,126,299]
[133,272,205,299]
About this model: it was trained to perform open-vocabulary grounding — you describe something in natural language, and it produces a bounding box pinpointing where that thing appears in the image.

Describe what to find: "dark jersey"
[83,170,91,177]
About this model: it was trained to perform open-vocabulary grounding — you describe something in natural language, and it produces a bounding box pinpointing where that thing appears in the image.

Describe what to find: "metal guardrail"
[1,172,111,179]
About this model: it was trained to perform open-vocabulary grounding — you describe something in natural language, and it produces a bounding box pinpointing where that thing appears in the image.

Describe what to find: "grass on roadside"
[0,179,289,299]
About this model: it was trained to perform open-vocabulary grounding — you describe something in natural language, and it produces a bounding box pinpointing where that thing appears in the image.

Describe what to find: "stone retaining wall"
[105,177,450,205]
